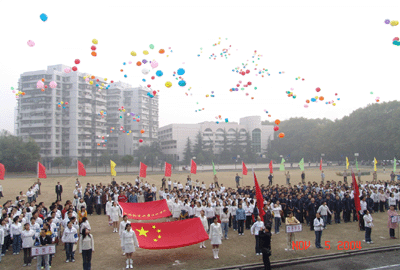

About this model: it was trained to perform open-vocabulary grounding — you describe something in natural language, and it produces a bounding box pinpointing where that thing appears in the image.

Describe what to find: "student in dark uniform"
[258,226,272,270]
[343,194,351,223]
[333,195,342,224]
[351,197,358,222]
[295,195,304,223]
[307,198,317,231]
[326,195,334,225]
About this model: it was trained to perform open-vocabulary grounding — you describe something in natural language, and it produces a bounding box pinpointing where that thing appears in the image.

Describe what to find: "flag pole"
[37,161,39,179]
[242,161,244,189]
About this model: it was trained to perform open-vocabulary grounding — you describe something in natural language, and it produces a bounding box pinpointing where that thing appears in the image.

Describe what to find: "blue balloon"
[123,62,126,65]
[124,75,127,78]
[178,80,186,87]
[177,68,185,75]
[156,70,163,77]
[40,13,48,22]
[311,98,316,102]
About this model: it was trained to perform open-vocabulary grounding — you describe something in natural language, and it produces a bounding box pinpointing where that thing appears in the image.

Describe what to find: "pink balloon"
[36,81,44,88]
[85,78,90,82]
[129,61,132,64]
[49,81,57,89]
[151,60,158,69]
[27,40,35,47]
[304,104,309,108]
[64,68,71,73]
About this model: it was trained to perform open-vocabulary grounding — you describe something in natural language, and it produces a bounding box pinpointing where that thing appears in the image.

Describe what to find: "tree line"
[264,101,400,163]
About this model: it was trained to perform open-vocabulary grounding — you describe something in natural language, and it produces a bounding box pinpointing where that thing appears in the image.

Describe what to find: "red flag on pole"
[139,162,147,178]
[254,171,266,221]
[320,157,322,171]
[165,162,172,177]
[269,160,273,174]
[190,159,197,174]
[352,171,361,219]
[77,160,86,176]
[0,163,5,180]
[242,162,248,175]
[37,162,47,179]
[130,218,209,249]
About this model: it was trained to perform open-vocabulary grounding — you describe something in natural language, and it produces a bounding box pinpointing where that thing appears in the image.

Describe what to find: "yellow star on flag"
[157,229,161,233]
[136,227,149,237]
[152,225,156,229]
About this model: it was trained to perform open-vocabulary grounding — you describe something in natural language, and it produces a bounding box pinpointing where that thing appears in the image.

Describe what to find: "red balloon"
[65,102,68,105]
[151,76,155,80]
[246,70,250,74]
[44,85,48,88]
[91,46,96,50]
[72,66,78,71]
[241,71,245,76]
[110,80,114,83]
[147,84,151,88]
[153,91,157,95]
[74,59,80,64]
[316,87,321,92]
[247,82,252,85]
[96,79,99,82]
[139,139,143,143]
[273,126,279,131]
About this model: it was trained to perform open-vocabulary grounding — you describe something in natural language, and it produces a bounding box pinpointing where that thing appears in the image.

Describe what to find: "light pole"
[235,155,240,170]
[321,153,325,167]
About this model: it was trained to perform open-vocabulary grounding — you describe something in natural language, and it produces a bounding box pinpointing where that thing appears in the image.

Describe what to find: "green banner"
[280,158,286,171]
[299,158,304,171]
[212,161,217,175]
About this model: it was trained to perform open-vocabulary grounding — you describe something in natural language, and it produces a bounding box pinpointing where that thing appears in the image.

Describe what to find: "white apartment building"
[15,64,159,167]
[158,116,274,162]
[106,83,159,156]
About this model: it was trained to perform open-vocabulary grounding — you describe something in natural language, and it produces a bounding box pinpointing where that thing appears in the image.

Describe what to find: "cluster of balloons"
[393,37,400,46]
[295,77,305,81]
[57,101,68,109]
[385,19,399,26]
[206,91,215,98]
[263,110,272,117]
[118,106,126,112]
[91,39,98,57]
[194,108,205,112]
[286,88,296,99]
[99,110,107,118]
[147,90,157,98]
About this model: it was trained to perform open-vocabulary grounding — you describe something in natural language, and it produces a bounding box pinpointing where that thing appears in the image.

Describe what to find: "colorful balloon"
[91,46,96,51]
[143,50,149,55]
[27,40,35,47]
[40,13,48,22]
[275,119,281,125]
[151,61,158,69]
[140,129,145,134]
[64,68,71,73]
[149,44,154,49]
[159,49,165,54]
[165,81,172,88]
[49,81,57,89]
[273,126,279,131]
[178,80,186,87]
[92,39,98,44]
[177,68,185,75]
[278,132,285,138]
[156,70,163,77]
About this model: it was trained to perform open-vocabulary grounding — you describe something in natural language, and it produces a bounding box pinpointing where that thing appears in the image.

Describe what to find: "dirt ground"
[0,167,399,270]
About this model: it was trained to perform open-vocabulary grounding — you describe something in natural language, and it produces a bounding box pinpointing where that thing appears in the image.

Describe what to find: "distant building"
[15,64,158,167]
[158,116,274,163]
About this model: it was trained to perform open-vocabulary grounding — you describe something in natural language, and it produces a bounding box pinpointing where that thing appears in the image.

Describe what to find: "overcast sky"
[1,0,399,134]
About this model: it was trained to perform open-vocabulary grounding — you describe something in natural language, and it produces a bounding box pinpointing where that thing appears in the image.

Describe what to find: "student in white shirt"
[10,216,22,254]
[21,223,35,266]
[314,213,324,248]
[119,215,131,256]
[61,221,79,262]
[272,201,282,234]
[363,210,374,244]
[167,179,172,191]
[317,201,332,229]
[199,210,208,248]
[251,216,265,255]
[79,228,94,270]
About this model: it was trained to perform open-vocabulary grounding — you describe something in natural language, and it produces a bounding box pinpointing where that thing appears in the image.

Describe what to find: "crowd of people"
[0,169,399,270]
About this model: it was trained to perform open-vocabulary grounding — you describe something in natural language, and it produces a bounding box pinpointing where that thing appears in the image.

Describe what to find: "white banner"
[286,224,303,233]
[32,245,56,256]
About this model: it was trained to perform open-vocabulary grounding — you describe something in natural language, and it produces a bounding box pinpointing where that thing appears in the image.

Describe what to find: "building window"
[252,128,261,153]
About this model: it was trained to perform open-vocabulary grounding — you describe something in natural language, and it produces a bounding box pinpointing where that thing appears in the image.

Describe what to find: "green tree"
[183,137,192,165]
[53,157,64,173]
[193,131,204,157]
[244,130,256,163]
[82,159,90,166]
[121,155,134,172]
[64,157,72,167]
[219,129,231,164]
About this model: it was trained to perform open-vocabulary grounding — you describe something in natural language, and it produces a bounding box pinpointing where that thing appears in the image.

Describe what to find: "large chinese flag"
[165,162,172,177]
[190,159,197,174]
[254,171,266,221]
[119,200,171,220]
[352,171,361,218]
[37,162,47,179]
[0,163,5,180]
[130,218,209,249]
[139,162,147,178]
[269,160,273,174]
[242,162,248,175]
[77,160,86,176]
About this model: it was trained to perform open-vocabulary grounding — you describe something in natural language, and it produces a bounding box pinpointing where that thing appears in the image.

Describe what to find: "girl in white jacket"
[119,215,131,256]
[210,217,223,259]
[199,210,209,248]
[110,201,122,233]
[105,197,113,226]
[121,223,139,269]
[21,223,35,266]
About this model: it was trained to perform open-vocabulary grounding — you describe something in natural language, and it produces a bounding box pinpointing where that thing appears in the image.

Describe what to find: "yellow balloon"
[143,50,149,55]
[100,86,103,89]
[92,39,98,44]
[89,81,93,85]
[315,96,318,99]
[101,83,105,86]
[333,103,336,106]
[131,51,137,56]
[104,78,107,81]
[165,81,172,88]
[61,101,64,104]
